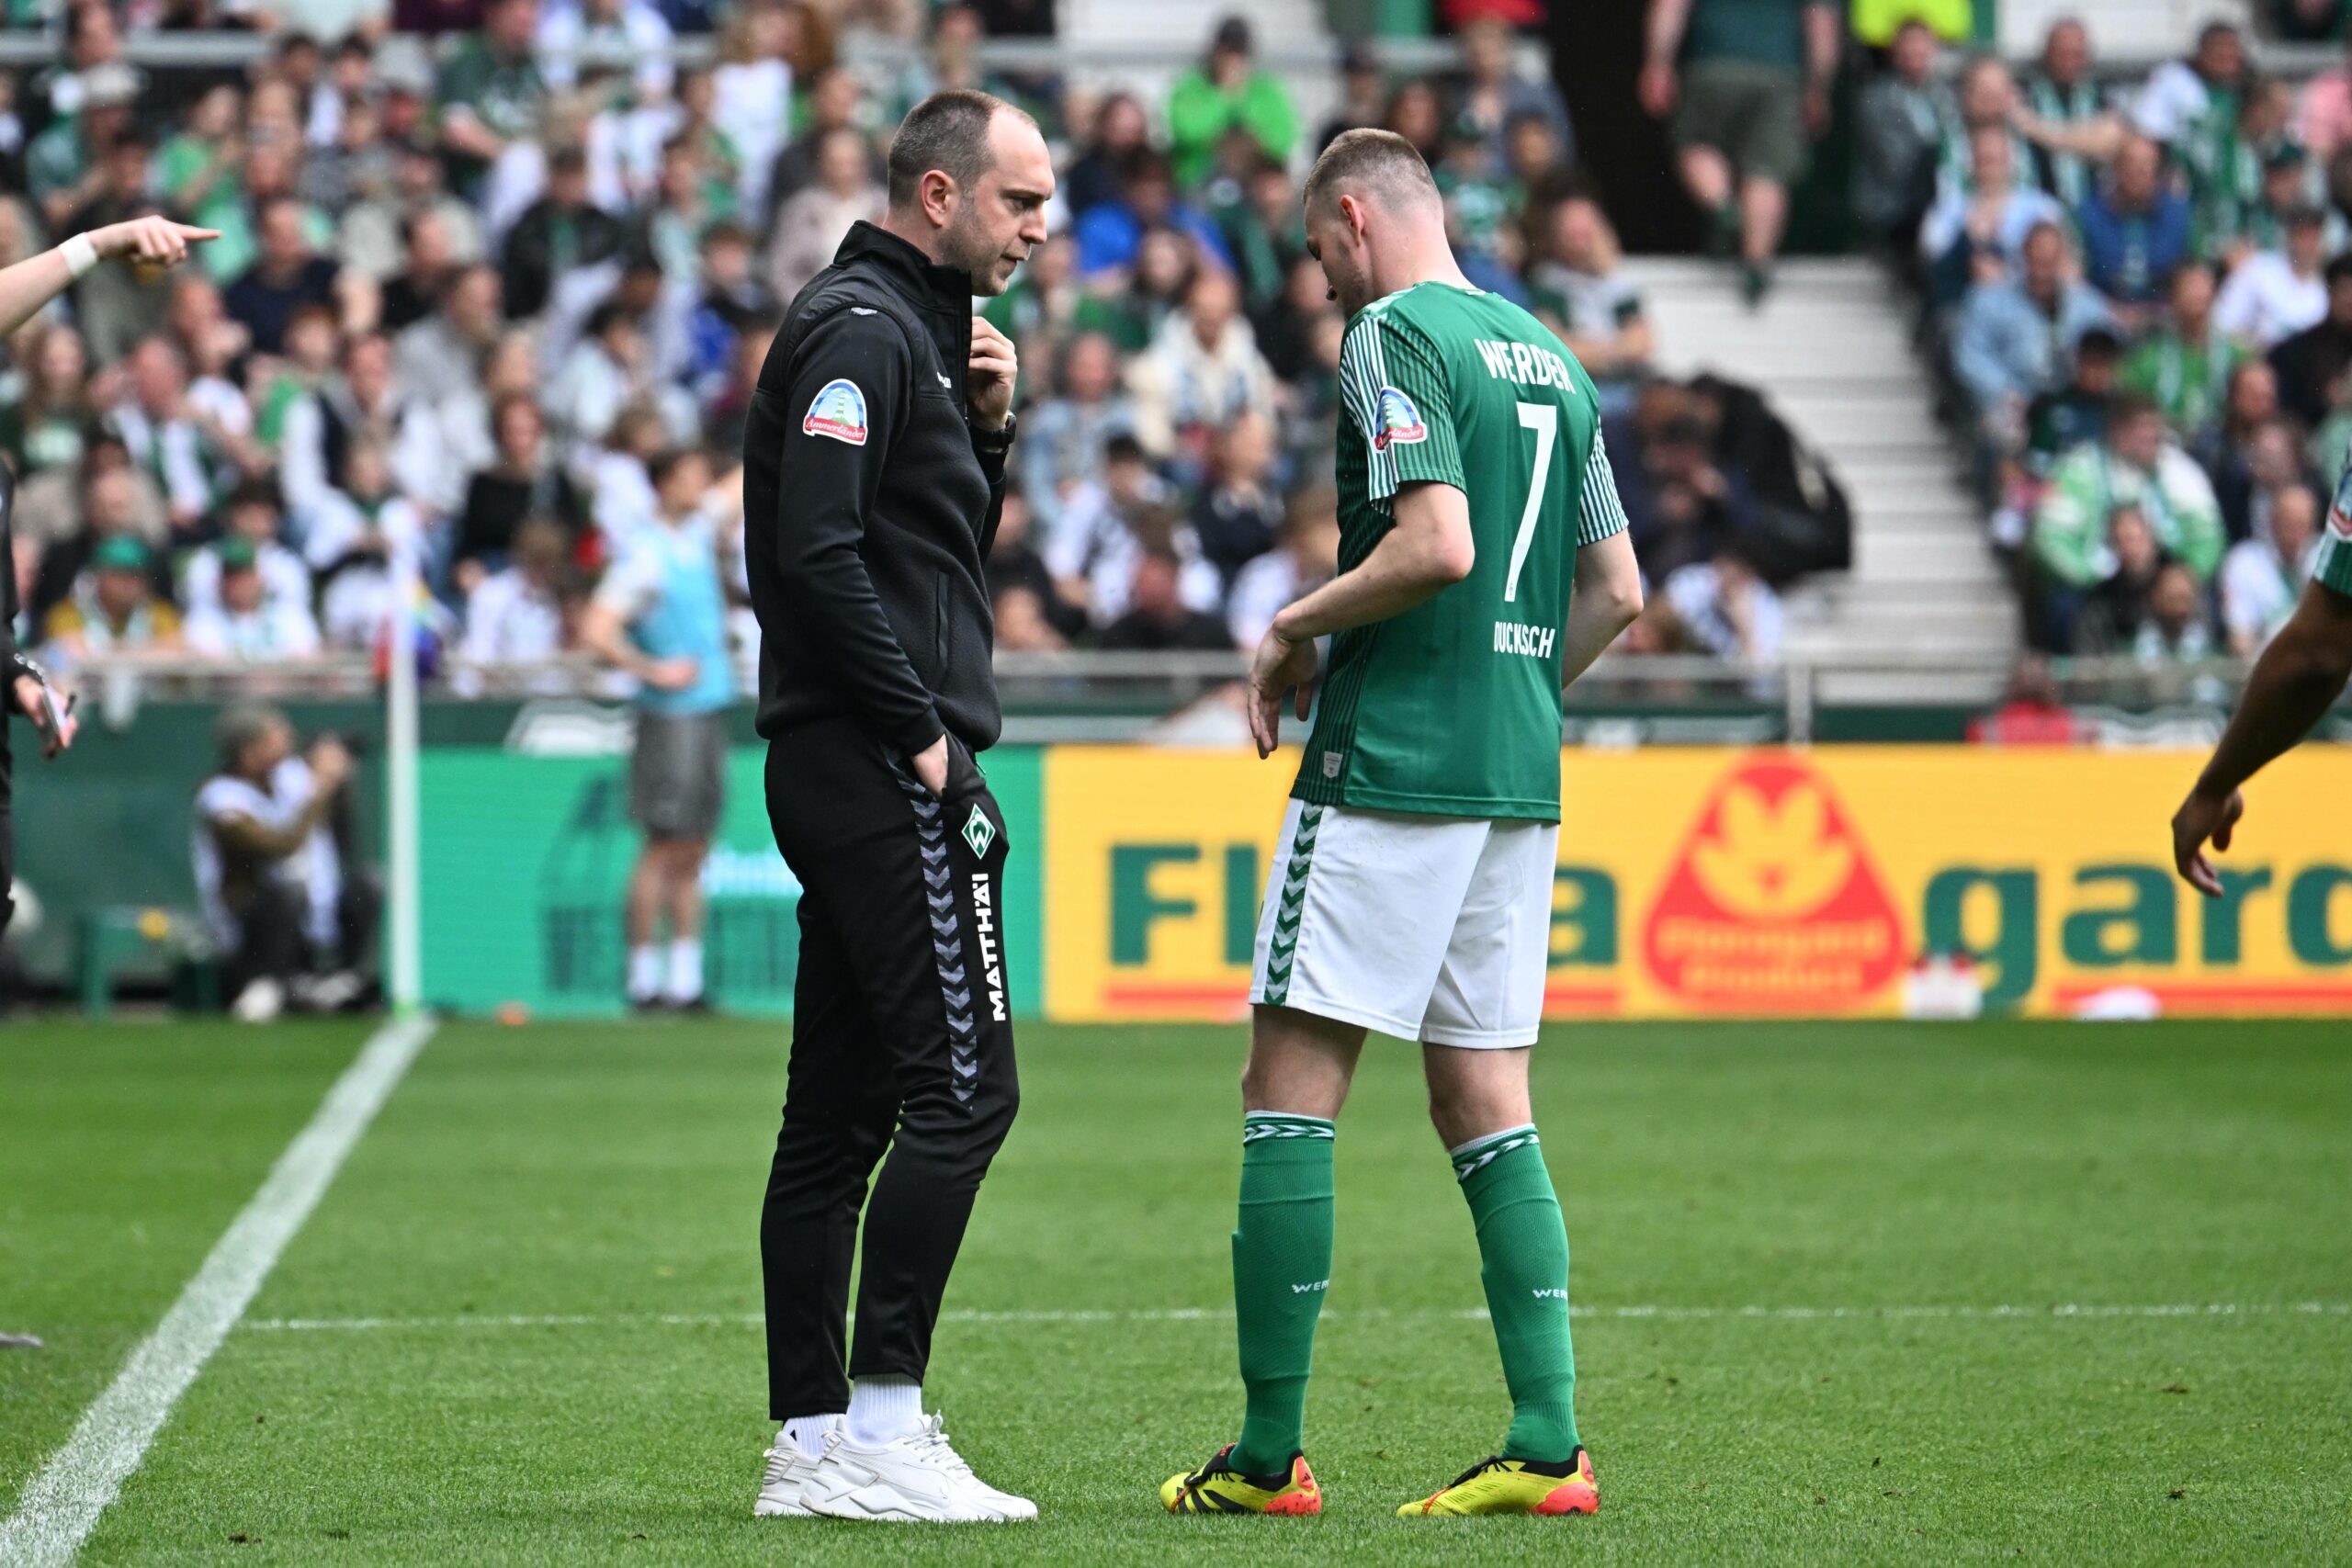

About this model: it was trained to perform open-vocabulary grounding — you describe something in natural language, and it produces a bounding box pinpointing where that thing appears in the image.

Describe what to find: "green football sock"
[1229,1111,1335,1476]
[1453,1124,1579,1461]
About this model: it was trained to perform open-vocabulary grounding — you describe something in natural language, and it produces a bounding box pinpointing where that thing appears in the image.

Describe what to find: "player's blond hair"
[1303,128,1442,219]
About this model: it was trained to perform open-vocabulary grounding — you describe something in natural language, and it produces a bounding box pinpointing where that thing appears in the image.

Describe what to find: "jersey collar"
[834,220,977,313]
[1350,277,1486,323]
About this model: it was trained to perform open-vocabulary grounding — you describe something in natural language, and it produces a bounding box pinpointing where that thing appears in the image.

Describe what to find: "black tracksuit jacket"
[742,221,1008,758]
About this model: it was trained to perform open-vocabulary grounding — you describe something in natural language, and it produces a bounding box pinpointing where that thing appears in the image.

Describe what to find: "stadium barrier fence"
[12,659,2352,1021]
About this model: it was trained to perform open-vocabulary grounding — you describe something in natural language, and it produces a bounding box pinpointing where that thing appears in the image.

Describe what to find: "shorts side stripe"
[1261,804,1323,1008]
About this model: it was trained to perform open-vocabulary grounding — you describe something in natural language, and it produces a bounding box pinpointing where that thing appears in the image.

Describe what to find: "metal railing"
[47,647,2316,747]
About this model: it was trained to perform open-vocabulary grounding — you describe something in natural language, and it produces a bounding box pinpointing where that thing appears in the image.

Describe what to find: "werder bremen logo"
[962,804,996,858]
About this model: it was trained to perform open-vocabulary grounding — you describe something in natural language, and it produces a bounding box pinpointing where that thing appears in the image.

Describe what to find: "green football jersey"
[1294,281,1629,823]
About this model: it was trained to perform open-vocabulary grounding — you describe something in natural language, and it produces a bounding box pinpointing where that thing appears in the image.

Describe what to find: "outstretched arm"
[2013,107,2128,164]
[2172,581,2352,895]
[0,216,219,340]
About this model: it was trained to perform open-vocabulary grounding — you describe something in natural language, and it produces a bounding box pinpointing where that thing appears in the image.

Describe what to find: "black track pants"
[758,716,1018,1418]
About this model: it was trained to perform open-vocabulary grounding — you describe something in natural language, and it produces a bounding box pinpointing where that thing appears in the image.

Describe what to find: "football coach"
[740,88,1052,1524]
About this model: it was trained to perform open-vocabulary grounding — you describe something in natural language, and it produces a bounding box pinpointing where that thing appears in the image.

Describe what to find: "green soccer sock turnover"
[1229,1111,1335,1476]
[1453,1125,1580,1461]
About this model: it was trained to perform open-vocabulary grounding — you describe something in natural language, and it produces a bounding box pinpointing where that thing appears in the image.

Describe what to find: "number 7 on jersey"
[1502,401,1556,604]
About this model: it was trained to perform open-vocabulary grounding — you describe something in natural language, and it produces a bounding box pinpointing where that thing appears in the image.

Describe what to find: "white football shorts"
[1247,798,1559,1048]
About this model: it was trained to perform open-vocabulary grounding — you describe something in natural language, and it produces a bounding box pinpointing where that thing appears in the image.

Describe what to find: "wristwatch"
[973,411,1016,457]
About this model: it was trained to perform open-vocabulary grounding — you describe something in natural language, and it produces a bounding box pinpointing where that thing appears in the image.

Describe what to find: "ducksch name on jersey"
[1494,620,1557,659]
[1473,338,1576,392]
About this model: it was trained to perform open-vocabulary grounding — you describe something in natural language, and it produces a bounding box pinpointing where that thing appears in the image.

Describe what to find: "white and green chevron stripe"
[1260,806,1323,1006]
[1450,1124,1541,1182]
[1241,1111,1337,1145]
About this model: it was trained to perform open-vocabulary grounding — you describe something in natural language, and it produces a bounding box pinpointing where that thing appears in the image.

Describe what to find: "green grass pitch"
[5,1016,2351,1564]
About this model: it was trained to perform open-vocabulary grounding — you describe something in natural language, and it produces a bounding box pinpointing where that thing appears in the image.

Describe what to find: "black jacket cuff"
[889,709,947,759]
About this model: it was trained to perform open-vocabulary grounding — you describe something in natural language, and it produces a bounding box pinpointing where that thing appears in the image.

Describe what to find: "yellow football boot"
[1159,1444,1322,1516]
[1397,1448,1598,1517]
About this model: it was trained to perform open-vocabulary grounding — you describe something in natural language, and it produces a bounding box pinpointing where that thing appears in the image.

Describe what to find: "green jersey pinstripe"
[1294,281,1629,822]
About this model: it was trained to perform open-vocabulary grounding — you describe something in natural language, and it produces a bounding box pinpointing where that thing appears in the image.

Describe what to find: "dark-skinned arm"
[2171,582,2352,895]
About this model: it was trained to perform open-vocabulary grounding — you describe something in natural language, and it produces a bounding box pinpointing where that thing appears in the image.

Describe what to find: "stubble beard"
[1329,264,1371,319]
[943,209,1012,298]
[1317,239,1371,318]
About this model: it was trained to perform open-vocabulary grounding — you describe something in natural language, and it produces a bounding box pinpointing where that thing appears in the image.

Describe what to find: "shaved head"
[1301,127,1458,316]
[1304,128,1442,220]
[888,88,1018,208]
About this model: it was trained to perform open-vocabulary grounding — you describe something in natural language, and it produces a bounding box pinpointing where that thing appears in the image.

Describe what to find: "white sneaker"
[753,1433,827,1517]
[801,1414,1035,1523]
[305,969,368,1011]
[230,977,284,1022]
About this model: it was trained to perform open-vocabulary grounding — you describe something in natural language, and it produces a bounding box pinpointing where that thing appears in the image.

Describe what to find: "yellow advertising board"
[1040,746,2352,1021]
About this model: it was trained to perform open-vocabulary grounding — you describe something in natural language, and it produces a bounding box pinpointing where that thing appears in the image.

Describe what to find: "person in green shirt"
[1433,117,1514,273]
[2034,394,2226,607]
[1641,0,1842,305]
[29,67,140,234]
[2184,76,2304,264]
[1167,17,1300,192]
[434,0,548,199]
[1211,156,1307,311]
[2121,262,2249,442]
[155,85,248,280]
[1159,127,1645,1524]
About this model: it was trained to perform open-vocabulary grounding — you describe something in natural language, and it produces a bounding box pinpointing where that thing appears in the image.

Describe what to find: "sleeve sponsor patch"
[803,378,869,446]
[1372,387,1427,452]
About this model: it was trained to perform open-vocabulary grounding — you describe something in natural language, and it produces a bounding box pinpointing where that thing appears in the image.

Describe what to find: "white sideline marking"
[238,1300,2351,1335]
[0,1015,437,1568]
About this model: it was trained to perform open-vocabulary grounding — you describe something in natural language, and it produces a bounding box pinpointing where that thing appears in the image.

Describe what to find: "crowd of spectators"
[0,0,1866,698]
[0,2,1396,684]
[1864,15,2352,666]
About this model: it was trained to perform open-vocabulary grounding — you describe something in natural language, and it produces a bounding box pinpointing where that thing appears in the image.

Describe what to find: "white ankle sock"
[627,945,662,1000]
[665,937,703,1001]
[846,1376,922,1445]
[780,1413,841,1459]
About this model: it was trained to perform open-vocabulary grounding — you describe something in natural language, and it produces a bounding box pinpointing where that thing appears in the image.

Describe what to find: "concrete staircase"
[1625,256,2019,703]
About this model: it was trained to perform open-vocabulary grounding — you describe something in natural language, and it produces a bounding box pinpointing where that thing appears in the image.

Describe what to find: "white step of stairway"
[1769,396,1946,446]
[1853,530,2004,580]
[1624,254,2019,682]
[1851,503,1982,535]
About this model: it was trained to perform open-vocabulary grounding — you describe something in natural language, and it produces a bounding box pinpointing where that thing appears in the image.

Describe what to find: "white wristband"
[61,233,98,280]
